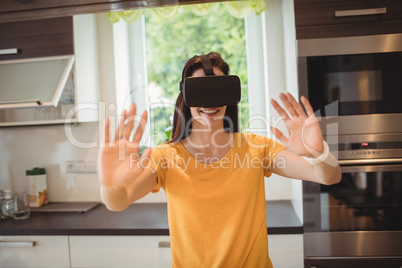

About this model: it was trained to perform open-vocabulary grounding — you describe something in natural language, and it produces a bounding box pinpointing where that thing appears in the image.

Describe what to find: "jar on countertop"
[0,189,14,220]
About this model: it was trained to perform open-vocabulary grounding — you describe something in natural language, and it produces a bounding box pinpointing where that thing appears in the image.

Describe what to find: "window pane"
[145,4,249,146]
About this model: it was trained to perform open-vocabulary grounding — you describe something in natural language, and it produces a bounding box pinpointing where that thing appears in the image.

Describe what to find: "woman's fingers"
[133,111,148,144]
[301,96,315,116]
[271,98,290,121]
[286,93,306,118]
[115,110,127,141]
[279,93,298,118]
[273,93,312,120]
[270,127,288,145]
[104,104,148,153]
[104,118,110,146]
[138,147,152,169]
[125,104,136,141]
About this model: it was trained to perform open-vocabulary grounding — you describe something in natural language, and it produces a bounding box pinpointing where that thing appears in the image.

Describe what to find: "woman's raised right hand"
[98,103,151,190]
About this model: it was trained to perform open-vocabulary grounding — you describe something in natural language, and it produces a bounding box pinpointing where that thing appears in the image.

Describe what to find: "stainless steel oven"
[298,33,402,267]
[303,133,402,267]
[298,33,402,136]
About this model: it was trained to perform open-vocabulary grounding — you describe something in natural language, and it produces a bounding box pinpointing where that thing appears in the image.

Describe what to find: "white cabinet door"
[0,236,70,268]
[268,234,304,268]
[69,236,172,268]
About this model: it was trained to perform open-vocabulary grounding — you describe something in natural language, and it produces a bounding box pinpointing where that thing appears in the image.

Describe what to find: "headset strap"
[200,55,215,76]
[180,55,214,92]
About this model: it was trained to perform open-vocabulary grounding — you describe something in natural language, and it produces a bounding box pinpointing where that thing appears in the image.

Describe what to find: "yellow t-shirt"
[150,132,285,268]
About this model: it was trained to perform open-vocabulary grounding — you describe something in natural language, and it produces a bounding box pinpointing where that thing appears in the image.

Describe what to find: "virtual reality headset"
[180,55,241,108]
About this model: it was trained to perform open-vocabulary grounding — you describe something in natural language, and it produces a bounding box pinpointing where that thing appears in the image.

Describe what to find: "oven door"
[297,33,402,136]
[298,34,402,118]
[303,161,402,258]
[301,51,402,117]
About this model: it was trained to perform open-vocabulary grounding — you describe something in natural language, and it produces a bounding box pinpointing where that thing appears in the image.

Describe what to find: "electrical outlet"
[76,161,86,173]
[86,161,97,174]
[67,161,76,173]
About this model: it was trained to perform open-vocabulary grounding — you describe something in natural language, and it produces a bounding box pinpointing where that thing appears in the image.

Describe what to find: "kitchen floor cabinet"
[294,0,402,39]
[268,234,304,268]
[69,236,172,268]
[0,236,70,268]
[305,257,402,268]
[70,235,302,268]
[0,234,302,267]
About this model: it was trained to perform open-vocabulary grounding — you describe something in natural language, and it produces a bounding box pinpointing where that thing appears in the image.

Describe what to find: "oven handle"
[339,159,402,173]
[338,158,402,166]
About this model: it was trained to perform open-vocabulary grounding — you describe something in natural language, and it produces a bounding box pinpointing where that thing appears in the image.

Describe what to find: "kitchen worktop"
[0,200,303,236]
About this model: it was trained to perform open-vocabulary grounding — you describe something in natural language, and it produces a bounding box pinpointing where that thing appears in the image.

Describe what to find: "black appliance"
[298,33,402,137]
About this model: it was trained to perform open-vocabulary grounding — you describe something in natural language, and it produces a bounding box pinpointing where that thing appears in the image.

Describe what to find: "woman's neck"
[185,124,232,150]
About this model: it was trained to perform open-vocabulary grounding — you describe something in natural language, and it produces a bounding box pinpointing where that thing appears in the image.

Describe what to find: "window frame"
[112,9,268,147]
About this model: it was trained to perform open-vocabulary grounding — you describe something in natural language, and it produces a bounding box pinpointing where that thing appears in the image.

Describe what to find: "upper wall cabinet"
[0,17,73,60]
[0,15,100,126]
[0,0,211,23]
[294,0,402,39]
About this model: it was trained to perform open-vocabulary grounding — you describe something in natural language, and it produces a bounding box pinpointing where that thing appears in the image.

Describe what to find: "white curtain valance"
[107,0,266,24]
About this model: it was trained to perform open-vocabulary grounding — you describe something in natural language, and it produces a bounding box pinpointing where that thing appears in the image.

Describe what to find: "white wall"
[263,0,295,202]
[0,123,99,201]
[262,0,303,222]
[281,0,304,223]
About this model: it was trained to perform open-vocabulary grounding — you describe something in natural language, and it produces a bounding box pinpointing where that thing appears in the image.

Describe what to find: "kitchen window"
[111,3,267,147]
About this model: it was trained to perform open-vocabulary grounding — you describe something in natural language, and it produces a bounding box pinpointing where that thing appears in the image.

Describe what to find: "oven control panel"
[331,141,402,160]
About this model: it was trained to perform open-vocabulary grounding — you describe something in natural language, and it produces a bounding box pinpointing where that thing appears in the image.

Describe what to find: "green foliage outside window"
[145,3,249,146]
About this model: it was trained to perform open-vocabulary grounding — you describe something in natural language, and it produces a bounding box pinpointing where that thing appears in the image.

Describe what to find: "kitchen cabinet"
[0,0,220,23]
[0,17,73,60]
[268,234,303,268]
[69,236,172,268]
[0,14,99,126]
[294,0,402,39]
[0,236,70,268]
[0,234,302,268]
[0,202,303,267]
[69,235,303,268]
[305,257,402,268]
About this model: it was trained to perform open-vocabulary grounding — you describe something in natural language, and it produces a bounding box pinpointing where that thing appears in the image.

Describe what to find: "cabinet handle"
[0,48,19,55]
[158,241,171,248]
[0,99,42,105]
[335,7,387,17]
[0,241,37,247]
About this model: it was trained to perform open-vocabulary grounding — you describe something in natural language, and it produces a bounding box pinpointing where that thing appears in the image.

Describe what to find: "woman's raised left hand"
[270,92,324,158]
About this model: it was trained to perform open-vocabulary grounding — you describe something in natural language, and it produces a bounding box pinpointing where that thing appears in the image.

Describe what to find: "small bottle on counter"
[26,168,48,207]
[0,190,14,220]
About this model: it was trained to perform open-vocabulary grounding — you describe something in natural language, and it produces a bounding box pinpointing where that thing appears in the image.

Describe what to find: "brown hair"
[169,52,239,143]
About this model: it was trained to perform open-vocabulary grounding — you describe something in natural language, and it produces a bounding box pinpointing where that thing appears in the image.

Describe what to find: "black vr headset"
[179,55,241,108]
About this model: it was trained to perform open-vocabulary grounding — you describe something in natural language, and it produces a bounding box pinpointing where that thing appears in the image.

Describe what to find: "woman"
[99,52,341,267]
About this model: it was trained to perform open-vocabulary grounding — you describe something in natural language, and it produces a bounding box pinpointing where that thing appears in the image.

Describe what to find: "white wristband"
[303,140,330,165]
